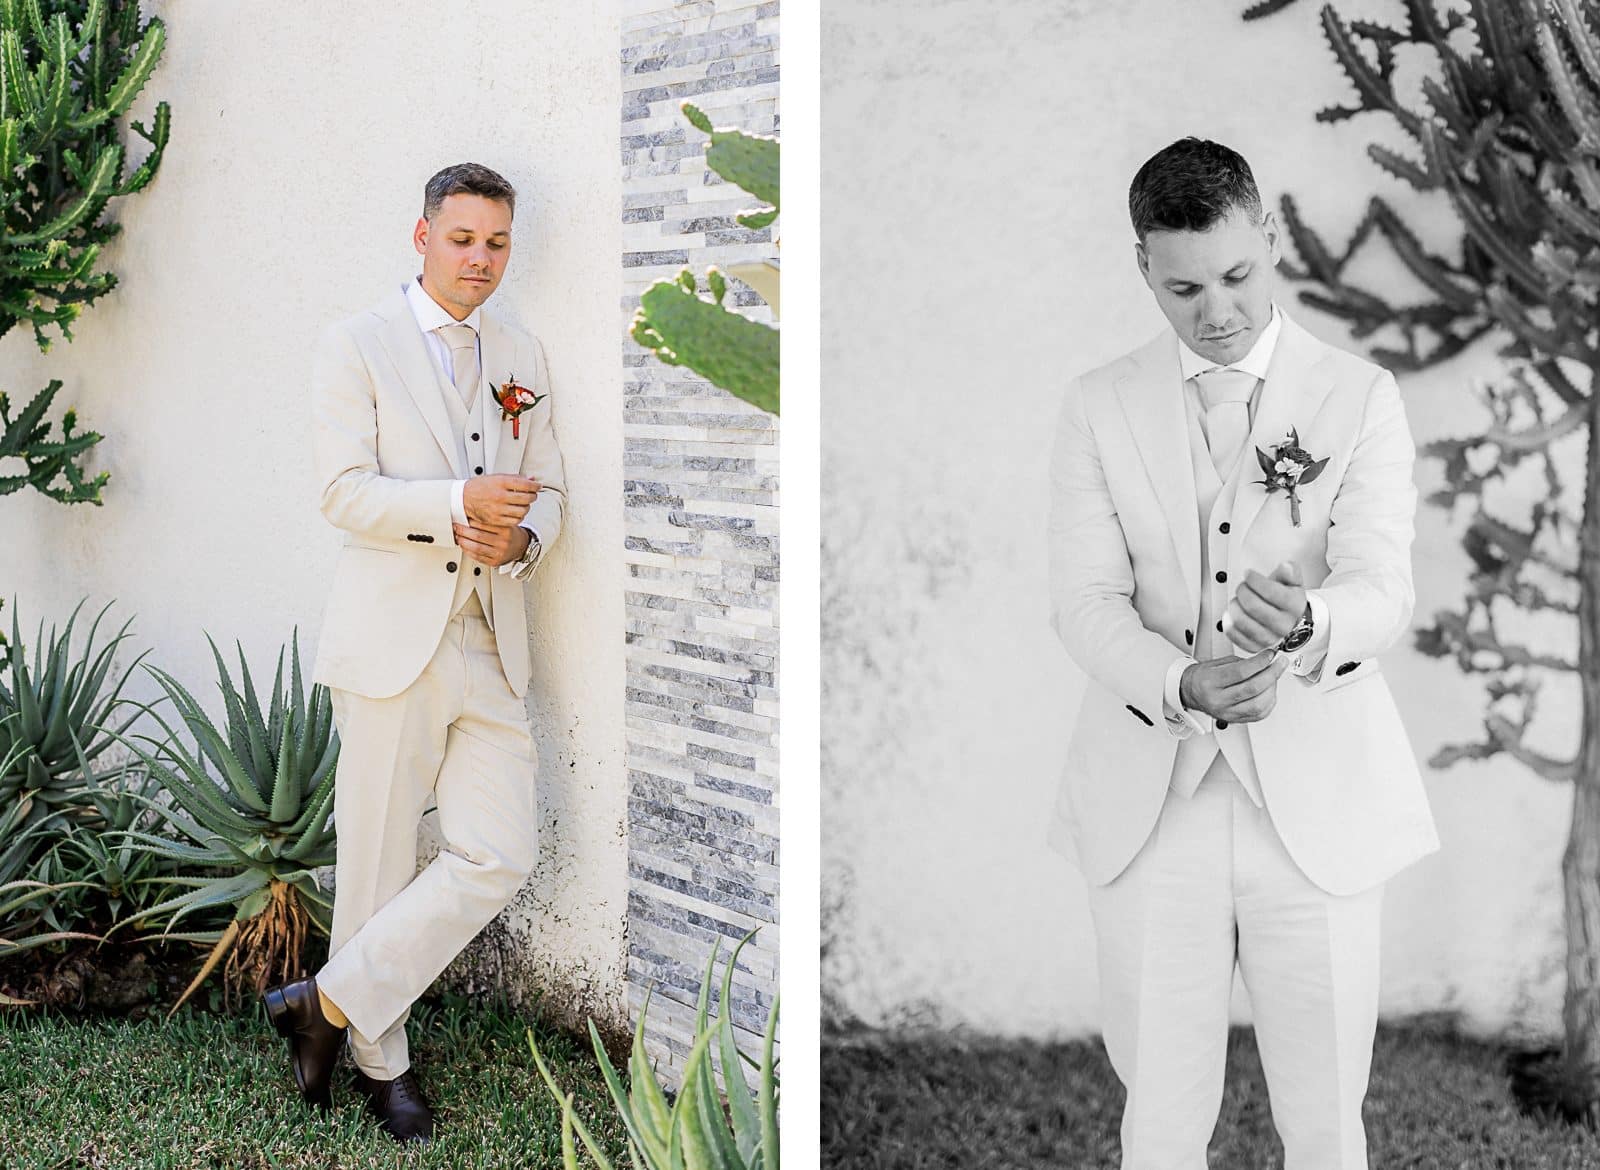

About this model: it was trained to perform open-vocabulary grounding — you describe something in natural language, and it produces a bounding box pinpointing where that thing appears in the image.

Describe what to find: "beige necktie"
[1194,367,1257,479]
[437,323,479,407]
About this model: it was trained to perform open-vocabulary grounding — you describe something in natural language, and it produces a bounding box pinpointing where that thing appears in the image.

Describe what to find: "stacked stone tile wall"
[620,0,780,1083]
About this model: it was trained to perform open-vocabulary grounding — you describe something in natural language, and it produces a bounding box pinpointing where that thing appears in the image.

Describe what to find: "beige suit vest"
[436,364,494,625]
[1170,394,1264,804]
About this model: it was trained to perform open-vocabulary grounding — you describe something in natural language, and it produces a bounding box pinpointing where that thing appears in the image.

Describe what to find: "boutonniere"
[1255,427,1329,527]
[496,374,546,440]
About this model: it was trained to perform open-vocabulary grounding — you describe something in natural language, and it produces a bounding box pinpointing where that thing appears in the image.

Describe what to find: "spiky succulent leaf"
[718,931,762,1159]
[0,598,141,929]
[113,630,337,938]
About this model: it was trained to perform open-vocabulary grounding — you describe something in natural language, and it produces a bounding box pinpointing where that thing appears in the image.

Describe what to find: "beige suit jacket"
[1048,312,1439,895]
[310,288,567,700]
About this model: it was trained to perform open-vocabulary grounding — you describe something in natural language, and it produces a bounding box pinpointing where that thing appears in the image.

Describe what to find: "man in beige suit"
[1049,139,1438,1169]
[263,162,566,1143]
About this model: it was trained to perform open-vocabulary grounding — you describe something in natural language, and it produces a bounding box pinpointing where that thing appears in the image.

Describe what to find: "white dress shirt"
[1163,304,1331,732]
[402,277,541,569]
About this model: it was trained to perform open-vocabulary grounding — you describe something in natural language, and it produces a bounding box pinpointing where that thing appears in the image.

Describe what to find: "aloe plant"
[39,760,176,928]
[631,101,779,416]
[0,789,98,970]
[528,930,779,1170]
[0,598,143,870]
[112,630,337,1014]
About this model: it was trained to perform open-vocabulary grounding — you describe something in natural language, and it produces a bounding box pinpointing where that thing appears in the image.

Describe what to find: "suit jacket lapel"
[479,311,510,475]
[372,290,468,478]
[1113,331,1201,613]
[1228,312,1337,548]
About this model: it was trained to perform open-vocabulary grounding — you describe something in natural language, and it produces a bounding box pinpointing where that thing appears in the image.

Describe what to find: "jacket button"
[474,566,482,576]
[447,561,458,573]
[1216,620,1223,633]
[1217,719,1229,730]
[475,466,484,474]
[1219,522,1231,534]
[1216,571,1227,583]
[471,432,480,441]
[1336,661,1360,676]
[1185,629,1194,645]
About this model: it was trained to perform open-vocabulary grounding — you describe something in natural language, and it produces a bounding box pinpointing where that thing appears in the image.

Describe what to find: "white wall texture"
[822,0,1577,1040]
[0,0,629,1027]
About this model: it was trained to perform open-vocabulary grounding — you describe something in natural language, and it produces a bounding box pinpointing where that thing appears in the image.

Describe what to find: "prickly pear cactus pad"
[632,268,779,416]
[631,103,779,415]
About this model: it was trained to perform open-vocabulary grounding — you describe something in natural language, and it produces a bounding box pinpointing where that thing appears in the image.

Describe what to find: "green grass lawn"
[822,1015,1600,1169]
[0,992,631,1169]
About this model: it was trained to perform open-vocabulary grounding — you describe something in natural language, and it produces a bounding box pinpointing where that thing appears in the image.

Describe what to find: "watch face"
[1281,626,1312,652]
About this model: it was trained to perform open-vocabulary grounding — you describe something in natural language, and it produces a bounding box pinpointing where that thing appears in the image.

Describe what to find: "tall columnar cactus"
[1245,0,1600,1122]
[631,101,779,416]
[0,0,170,504]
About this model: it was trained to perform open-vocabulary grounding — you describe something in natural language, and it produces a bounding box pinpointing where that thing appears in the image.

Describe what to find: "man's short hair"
[423,163,517,221]
[1128,138,1263,242]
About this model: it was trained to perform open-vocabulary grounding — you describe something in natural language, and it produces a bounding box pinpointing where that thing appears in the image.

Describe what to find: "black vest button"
[447,562,458,573]
[1216,571,1227,583]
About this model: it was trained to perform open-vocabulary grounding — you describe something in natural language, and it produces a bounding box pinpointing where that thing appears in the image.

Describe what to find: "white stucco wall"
[822,0,1574,1040]
[0,0,628,1025]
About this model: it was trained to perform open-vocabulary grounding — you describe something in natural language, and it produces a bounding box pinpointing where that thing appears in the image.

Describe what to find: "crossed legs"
[1087,772,1383,1170]
[316,608,538,1079]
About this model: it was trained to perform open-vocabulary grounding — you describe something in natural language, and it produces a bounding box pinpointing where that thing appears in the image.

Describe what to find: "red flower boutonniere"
[496,375,546,440]
[1255,427,1329,527]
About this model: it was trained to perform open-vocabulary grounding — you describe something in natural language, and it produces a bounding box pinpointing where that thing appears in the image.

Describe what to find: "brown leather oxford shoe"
[262,976,346,1108]
[352,1067,436,1142]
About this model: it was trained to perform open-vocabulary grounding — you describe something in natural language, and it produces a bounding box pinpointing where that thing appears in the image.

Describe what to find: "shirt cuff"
[1288,591,1331,681]
[451,480,468,527]
[1162,654,1212,736]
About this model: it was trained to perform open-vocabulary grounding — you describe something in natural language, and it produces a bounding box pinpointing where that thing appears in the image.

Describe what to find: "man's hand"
[454,522,531,567]
[1223,561,1307,654]
[463,474,541,528]
[1179,648,1291,724]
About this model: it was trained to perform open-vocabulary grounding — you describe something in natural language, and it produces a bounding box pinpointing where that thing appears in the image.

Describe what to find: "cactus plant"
[1,0,171,502]
[634,267,780,415]
[682,102,778,230]
[1246,0,1600,1122]
[0,378,107,503]
[631,102,779,416]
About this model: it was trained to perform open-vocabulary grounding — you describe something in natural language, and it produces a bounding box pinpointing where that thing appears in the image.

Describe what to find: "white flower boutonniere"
[1254,427,1329,527]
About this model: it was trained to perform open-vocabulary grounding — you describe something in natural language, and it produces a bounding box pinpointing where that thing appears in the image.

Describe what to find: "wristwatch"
[1278,602,1314,652]
[514,531,542,574]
